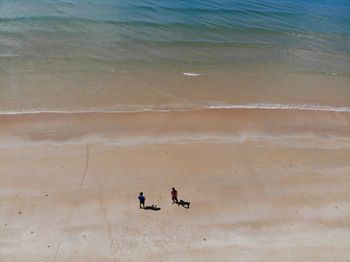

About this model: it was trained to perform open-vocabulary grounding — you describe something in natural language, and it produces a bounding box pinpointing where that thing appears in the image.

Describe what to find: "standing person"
[171,187,178,204]
[138,192,145,209]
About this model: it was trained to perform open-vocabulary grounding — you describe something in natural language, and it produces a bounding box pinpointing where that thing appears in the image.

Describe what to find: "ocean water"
[0,0,349,112]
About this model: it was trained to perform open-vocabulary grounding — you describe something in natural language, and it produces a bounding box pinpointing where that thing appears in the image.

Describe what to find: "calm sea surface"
[0,0,349,112]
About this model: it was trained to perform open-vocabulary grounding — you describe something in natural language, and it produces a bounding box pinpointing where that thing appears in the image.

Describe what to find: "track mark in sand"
[93,173,115,253]
[52,145,90,262]
[98,191,114,250]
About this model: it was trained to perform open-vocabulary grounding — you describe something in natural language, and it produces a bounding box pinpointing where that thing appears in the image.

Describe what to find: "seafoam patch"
[327,72,339,76]
[183,72,202,77]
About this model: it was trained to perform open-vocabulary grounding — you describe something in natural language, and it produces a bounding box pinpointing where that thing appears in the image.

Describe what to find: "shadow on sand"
[177,200,190,209]
[144,205,161,211]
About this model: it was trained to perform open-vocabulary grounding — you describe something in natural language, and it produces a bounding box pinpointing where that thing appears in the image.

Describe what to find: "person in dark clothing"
[171,187,178,204]
[138,192,145,209]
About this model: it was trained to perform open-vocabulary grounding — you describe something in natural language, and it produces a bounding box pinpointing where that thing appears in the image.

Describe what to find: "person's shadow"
[177,200,190,209]
[144,205,161,211]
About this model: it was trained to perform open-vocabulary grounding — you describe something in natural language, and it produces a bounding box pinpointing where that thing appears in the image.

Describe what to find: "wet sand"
[1,69,350,113]
[1,109,350,261]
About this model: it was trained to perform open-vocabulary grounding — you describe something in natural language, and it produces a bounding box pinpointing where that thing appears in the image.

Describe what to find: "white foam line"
[207,103,350,112]
[0,103,349,115]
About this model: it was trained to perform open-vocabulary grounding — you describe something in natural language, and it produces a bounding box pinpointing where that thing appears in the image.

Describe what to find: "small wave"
[207,103,350,112]
[0,103,350,116]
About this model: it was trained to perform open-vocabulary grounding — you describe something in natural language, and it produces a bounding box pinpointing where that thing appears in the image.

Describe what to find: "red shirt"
[171,189,178,197]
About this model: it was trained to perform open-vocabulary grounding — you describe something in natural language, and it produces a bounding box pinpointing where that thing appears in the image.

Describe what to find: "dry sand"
[1,109,350,261]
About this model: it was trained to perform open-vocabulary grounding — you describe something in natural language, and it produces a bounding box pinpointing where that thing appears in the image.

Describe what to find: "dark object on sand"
[144,205,161,211]
[177,200,190,209]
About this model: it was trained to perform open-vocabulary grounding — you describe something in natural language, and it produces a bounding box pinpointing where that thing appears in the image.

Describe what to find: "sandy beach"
[1,109,350,261]
[2,0,350,261]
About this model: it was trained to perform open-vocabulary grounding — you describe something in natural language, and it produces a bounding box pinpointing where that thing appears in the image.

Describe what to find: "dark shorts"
[139,201,145,204]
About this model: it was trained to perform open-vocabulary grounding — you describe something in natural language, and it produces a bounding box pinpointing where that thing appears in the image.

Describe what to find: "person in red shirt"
[171,187,178,204]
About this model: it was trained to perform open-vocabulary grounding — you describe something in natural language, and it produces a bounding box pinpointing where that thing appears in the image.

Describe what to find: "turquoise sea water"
[0,0,349,112]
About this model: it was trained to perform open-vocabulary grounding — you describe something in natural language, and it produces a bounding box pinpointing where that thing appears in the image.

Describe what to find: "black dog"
[144,205,161,211]
[177,200,190,209]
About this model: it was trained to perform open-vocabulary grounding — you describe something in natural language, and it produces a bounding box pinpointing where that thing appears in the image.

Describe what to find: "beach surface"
[1,0,350,260]
[1,109,350,261]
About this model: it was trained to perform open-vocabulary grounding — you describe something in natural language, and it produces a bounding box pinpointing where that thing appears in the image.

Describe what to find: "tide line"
[0,103,349,115]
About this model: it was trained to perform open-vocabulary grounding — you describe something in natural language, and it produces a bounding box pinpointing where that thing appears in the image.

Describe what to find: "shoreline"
[1,108,350,145]
[1,101,350,115]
